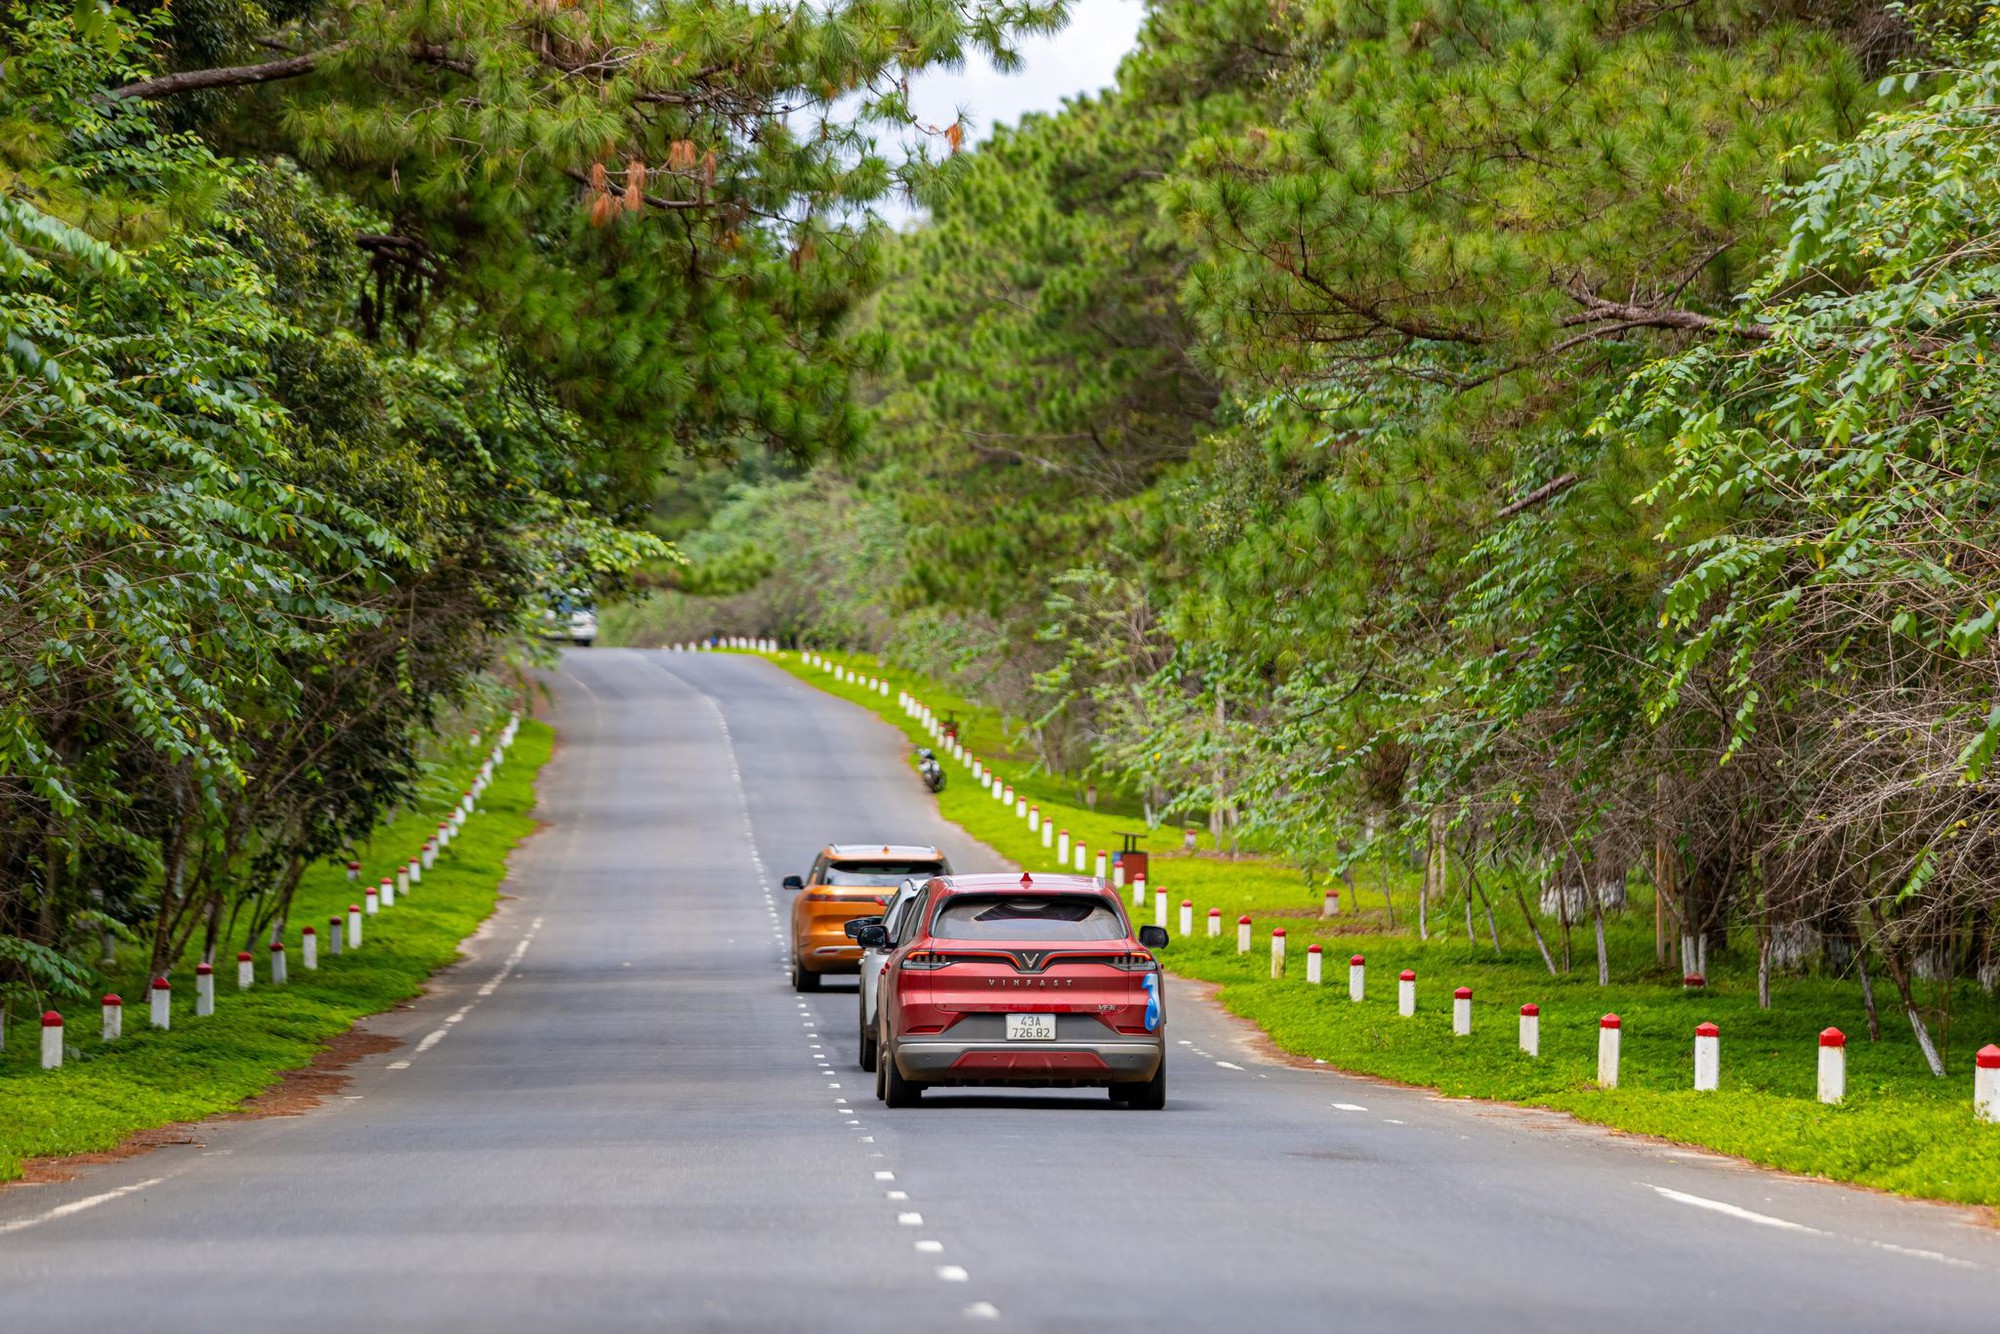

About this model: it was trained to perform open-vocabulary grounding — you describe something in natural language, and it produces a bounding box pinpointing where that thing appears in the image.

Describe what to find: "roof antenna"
[1019,872,1033,887]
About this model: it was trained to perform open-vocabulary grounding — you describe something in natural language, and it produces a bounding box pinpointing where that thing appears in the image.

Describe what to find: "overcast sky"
[880,0,1146,222]
[919,0,1145,141]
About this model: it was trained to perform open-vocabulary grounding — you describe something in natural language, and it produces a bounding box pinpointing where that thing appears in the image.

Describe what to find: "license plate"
[1005,1013,1056,1042]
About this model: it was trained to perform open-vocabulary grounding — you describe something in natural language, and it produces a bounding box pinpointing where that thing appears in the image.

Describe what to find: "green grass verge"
[770,649,2000,1207]
[0,719,553,1183]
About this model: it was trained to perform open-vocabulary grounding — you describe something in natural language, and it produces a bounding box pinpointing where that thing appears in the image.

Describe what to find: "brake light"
[1108,952,1158,972]
[901,950,954,971]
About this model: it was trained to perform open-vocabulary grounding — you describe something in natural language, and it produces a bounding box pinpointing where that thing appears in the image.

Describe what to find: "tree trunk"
[1871,905,1945,1076]
[1858,951,1883,1042]
[1513,878,1557,976]
[1592,881,1609,987]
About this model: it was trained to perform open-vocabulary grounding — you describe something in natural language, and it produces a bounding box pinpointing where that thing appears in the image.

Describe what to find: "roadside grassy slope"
[768,649,2000,1207]
[0,720,552,1182]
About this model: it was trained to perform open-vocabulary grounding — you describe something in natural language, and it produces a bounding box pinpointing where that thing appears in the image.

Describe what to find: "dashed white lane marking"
[897,1212,924,1226]
[916,1240,944,1253]
[387,1060,411,1070]
[965,1301,1001,1319]
[1383,1118,1407,1125]
[1333,1102,1367,1112]
[936,1266,970,1282]
[1215,1061,1244,1071]
[1651,1186,1814,1234]
[1645,1186,1975,1268]
[887,1191,909,1201]
[876,1171,896,1181]
[0,1177,167,1235]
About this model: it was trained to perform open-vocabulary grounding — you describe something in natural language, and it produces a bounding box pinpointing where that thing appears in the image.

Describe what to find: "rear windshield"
[931,895,1126,941]
[824,861,943,888]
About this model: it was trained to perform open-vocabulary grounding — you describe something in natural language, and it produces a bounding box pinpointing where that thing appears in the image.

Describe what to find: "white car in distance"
[851,878,929,1072]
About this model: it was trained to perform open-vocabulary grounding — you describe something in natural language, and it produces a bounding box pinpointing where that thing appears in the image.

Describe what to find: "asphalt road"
[3,648,1998,1330]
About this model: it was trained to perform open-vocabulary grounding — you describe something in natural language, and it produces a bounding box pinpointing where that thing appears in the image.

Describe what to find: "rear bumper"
[894,1039,1163,1087]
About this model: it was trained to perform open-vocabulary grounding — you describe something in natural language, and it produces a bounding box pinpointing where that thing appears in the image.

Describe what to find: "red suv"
[866,872,1168,1109]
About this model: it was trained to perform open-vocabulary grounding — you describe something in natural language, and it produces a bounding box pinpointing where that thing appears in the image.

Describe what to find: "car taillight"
[901,950,954,971]
[1108,952,1158,972]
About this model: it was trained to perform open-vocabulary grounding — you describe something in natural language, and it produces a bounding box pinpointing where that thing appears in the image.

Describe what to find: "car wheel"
[1124,1063,1167,1111]
[572,637,594,648]
[858,1007,878,1072]
[883,1049,924,1108]
[791,956,821,992]
[874,1036,889,1102]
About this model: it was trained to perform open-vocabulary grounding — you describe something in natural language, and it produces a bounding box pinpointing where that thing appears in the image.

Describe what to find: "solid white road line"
[1646,1185,1976,1268]
[0,1177,166,1235]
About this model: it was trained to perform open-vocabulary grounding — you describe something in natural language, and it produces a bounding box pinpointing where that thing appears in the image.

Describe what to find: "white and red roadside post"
[1207,907,1222,938]
[329,915,344,956]
[1041,820,1054,850]
[389,869,403,905]
[1270,928,1287,978]
[1096,852,1108,879]
[1113,858,1125,890]
[1028,805,1040,834]
[1133,872,1148,911]
[41,1011,63,1070]
[269,939,288,986]
[1597,1014,1622,1088]
[302,924,318,971]
[1977,1045,2000,1123]
[1519,1004,1540,1056]
[1180,900,1193,936]
[438,820,451,853]
[1453,987,1472,1036]
[1398,970,1416,1017]
[195,963,214,1017]
[1237,915,1252,954]
[1818,1028,1845,1104]
[237,951,255,990]
[1322,885,1341,917]
[346,860,361,882]
[152,975,174,1029]
[1018,799,1029,821]
[1057,829,1071,864]
[422,840,436,870]
[1349,955,1366,1003]
[348,903,364,949]
[1306,944,1323,985]
[407,854,421,887]
[1075,843,1087,873]
[366,884,380,916]
[1694,1021,1720,1091]
[101,994,122,1043]
[1003,784,1015,807]
[1154,889,1168,929]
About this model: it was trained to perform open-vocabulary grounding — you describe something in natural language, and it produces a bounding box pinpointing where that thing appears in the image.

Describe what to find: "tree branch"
[1494,472,1581,521]
[1560,281,1771,340]
[107,43,352,100]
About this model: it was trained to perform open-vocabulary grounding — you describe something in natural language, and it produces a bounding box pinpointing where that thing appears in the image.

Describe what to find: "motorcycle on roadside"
[915,747,946,793]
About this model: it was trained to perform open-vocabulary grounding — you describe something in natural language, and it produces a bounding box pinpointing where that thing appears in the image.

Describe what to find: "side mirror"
[844,915,884,940]
[854,922,890,949]
[781,875,804,892]
[1137,925,1169,950]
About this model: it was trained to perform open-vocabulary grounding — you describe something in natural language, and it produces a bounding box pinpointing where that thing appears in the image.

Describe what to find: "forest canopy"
[626,0,2000,1063]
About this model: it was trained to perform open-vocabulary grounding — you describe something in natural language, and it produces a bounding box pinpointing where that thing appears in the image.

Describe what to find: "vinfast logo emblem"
[1017,950,1048,972]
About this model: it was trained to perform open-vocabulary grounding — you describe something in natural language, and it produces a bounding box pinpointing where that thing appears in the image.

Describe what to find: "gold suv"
[785,844,949,992]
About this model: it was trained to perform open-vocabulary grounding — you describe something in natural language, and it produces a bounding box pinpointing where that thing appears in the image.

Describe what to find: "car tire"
[1106,1083,1132,1104]
[1124,1062,1167,1111]
[791,956,821,992]
[875,1046,889,1102]
[572,637,594,648]
[882,1045,924,1108]
[859,1007,878,1072]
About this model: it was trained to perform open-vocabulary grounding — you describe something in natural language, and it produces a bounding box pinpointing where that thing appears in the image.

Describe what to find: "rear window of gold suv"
[823,860,944,887]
